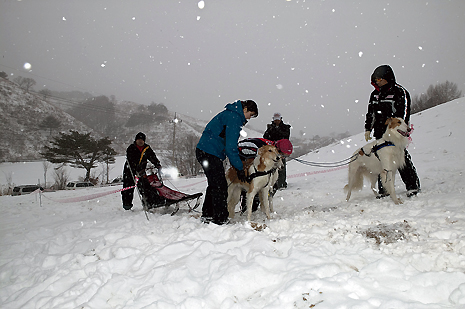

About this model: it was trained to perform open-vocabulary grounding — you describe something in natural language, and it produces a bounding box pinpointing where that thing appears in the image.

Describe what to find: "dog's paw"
[250,222,267,231]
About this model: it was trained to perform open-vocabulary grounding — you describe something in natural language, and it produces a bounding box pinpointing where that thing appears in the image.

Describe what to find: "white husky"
[345,117,411,204]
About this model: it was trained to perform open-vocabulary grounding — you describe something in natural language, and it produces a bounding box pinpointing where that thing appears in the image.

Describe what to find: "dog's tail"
[344,165,367,193]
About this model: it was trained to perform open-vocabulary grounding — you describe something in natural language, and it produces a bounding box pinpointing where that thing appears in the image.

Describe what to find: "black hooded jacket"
[263,121,291,141]
[365,65,411,139]
[124,143,161,177]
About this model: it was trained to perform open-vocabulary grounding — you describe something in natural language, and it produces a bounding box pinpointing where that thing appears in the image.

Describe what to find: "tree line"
[411,80,462,113]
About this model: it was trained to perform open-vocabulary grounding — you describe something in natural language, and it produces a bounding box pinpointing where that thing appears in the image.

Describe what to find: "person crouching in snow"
[196,100,258,225]
[237,138,293,213]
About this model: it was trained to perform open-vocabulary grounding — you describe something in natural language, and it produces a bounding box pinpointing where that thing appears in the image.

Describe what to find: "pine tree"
[41,130,116,181]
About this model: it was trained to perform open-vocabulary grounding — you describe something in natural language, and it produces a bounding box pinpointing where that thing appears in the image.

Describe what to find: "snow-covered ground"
[1,99,464,308]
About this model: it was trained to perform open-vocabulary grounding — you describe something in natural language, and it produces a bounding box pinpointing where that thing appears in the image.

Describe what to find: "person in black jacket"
[365,65,420,198]
[122,132,163,210]
[263,112,291,189]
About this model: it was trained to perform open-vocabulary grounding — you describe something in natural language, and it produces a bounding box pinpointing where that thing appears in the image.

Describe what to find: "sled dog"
[344,117,411,204]
[226,144,281,221]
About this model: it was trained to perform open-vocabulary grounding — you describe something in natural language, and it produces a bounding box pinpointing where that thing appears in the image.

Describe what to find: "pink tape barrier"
[36,184,136,204]
[30,166,346,203]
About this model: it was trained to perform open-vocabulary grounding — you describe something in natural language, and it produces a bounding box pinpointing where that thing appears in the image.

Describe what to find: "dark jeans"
[378,149,420,194]
[196,148,229,224]
[276,158,287,189]
[122,166,137,208]
[121,166,164,209]
[240,190,260,213]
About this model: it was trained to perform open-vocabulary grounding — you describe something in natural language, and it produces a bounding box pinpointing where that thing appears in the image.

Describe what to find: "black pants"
[378,149,420,194]
[240,190,260,213]
[196,148,229,224]
[276,158,287,189]
[122,165,137,209]
[121,165,164,209]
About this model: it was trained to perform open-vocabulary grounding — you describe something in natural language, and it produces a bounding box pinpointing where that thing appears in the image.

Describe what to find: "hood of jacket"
[196,100,247,170]
[224,100,247,125]
[371,65,396,91]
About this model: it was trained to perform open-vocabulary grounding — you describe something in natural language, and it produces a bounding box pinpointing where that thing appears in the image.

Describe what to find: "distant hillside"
[0,78,94,162]
[1,77,343,169]
[0,79,265,166]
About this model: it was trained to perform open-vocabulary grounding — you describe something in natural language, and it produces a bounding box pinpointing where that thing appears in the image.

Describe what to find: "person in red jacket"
[122,132,163,210]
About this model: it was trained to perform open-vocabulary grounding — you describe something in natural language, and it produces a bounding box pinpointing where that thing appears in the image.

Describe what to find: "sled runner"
[141,166,202,215]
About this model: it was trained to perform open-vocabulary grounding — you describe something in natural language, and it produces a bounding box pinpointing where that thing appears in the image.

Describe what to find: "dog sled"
[140,166,202,215]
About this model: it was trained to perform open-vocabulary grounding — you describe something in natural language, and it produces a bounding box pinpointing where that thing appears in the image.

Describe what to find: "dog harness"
[247,166,278,182]
[359,141,395,161]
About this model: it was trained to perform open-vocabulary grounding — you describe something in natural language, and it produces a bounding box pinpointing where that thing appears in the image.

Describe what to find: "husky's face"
[386,118,410,137]
[257,145,280,164]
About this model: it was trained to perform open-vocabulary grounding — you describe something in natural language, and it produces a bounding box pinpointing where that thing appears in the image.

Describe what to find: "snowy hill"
[0,99,464,308]
[0,77,265,169]
[0,78,93,161]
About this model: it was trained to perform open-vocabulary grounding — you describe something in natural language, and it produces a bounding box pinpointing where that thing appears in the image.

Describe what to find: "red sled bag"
[142,167,202,213]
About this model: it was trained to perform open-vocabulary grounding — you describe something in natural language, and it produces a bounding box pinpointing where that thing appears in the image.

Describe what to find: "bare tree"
[3,171,13,189]
[42,161,52,188]
[68,95,117,134]
[177,134,200,176]
[412,81,463,113]
[38,89,52,100]
[53,165,70,190]
[13,76,36,91]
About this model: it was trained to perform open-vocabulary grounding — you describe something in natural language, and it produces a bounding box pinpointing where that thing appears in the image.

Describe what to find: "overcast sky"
[1,0,464,136]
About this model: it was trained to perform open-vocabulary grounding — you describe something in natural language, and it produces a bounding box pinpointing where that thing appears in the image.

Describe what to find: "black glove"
[236,169,248,182]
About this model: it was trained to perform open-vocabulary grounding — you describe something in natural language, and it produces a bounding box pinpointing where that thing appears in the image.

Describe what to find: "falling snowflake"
[198,1,205,9]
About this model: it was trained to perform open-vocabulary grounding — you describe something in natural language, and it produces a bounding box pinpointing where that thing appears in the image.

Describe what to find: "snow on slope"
[0,99,464,308]
[0,78,92,161]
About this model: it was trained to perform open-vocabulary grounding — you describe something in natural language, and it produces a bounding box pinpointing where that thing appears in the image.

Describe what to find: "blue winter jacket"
[196,100,246,170]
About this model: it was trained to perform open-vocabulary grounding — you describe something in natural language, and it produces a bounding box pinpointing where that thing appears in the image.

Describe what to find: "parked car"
[111,177,123,185]
[11,185,44,196]
[65,181,95,190]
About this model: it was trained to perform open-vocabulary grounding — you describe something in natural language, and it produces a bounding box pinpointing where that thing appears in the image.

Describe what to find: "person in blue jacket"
[196,100,258,225]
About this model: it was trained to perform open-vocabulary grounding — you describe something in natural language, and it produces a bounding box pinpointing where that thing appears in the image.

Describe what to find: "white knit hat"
[272,112,282,120]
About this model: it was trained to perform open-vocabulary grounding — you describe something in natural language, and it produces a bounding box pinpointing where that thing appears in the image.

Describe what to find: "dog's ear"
[384,118,392,125]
